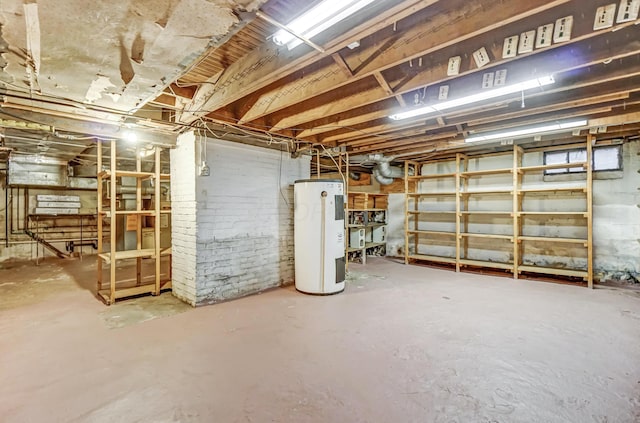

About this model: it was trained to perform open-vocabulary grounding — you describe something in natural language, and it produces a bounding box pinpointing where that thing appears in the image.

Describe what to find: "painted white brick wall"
[170,132,309,306]
[194,138,309,304]
[170,132,199,305]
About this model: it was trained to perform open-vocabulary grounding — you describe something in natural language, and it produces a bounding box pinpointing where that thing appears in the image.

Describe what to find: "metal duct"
[350,154,406,185]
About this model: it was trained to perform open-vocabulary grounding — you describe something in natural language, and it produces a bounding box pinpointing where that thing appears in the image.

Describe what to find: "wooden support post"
[404,161,410,264]
[344,152,349,270]
[513,145,523,279]
[136,147,142,286]
[586,135,594,288]
[109,139,117,304]
[154,147,162,295]
[455,154,462,272]
[461,155,469,265]
[96,139,103,293]
[413,163,419,259]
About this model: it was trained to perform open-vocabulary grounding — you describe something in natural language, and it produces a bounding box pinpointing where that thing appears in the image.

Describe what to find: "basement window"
[543,145,622,175]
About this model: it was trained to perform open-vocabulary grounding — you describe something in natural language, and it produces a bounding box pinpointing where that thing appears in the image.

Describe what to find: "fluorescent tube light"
[272,0,377,50]
[389,75,556,121]
[464,119,588,143]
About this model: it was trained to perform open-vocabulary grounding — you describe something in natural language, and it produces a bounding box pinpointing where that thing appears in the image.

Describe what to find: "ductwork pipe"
[350,154,409,185]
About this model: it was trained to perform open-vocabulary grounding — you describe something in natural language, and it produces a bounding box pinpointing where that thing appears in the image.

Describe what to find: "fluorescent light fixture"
[272,0,377,50]
[464,119,587,143]
[389,75,556,121]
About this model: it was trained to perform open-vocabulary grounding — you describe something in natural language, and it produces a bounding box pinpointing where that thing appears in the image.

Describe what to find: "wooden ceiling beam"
[237,0,568,124]
[332,71,640,146]
[179,0,433,123]
[347,98,640,156]
[270,7,640,136]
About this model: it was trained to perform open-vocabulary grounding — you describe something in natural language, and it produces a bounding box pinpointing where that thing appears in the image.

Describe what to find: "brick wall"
[170,132,309,306]
[169,132,199,305]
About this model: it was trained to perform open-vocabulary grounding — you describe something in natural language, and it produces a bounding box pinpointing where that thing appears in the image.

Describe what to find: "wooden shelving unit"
[404,139,594,287]
[96,140,171,305]
[346,192,388,264]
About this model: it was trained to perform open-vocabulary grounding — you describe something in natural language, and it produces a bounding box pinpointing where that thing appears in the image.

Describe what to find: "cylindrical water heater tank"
[294,179,346,294]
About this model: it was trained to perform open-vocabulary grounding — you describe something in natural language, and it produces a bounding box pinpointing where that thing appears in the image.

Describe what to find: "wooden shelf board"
[365,242,386,248]
[518,186,586,194]
[518,162,587,173]
[518,236,587,245]
[518,265,587,278]
[410,173,457,180]
[348,223,386,228]
[408,192,457,197]
[459,233,513,241]
[459,190,512,196]
[460,168,512,177]
[99,170,155,179]
[349,208,387,211]
[98,284,157,303]
[408,230,456,236]
[459,259,514,270]
[349,192,388,196]
[408,254,457,264]
[347,247,364,252]
[518,211,588,217]
[160,173,171,180]
[98,247,172,263]
[118,210,156,215]
[408,210,456,214]
[460,211,513,216]
[118,170,155,178]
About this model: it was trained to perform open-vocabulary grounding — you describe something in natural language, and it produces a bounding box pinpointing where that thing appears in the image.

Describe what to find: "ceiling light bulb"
[123,131,137,143]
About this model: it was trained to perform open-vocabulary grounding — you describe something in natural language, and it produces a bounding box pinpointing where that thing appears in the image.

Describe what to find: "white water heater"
[294,179,346,294]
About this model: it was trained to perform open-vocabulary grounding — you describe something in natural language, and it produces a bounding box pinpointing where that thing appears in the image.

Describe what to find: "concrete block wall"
[170,132,309,306]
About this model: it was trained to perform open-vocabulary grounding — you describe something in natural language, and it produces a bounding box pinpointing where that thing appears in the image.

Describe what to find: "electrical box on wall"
[554,16,573,43]
[594,4,617,29]
[518,30,535,54]
[200,161,210,176]
[502,35,519,58]
[535,24,554,48]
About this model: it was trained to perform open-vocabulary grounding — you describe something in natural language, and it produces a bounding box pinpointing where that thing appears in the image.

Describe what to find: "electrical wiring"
[316,143,346,188]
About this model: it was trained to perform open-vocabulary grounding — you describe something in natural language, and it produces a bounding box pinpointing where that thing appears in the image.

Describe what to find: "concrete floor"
[1,257,639,422]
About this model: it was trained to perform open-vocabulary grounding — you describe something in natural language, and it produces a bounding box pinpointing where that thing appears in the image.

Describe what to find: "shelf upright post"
[412,163,419,259]
[586,135,594,288]
[96,139,103,293]
[455,154,462,272]
[461,155,469,266]
[404,161,410,264]
[154,146,162,295]
[344,152,349,270]
[513,145,523,279]
[136,146,142,286]
[109,139,117,304]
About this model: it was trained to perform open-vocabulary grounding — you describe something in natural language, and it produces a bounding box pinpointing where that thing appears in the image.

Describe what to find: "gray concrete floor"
[1,257,639,422]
